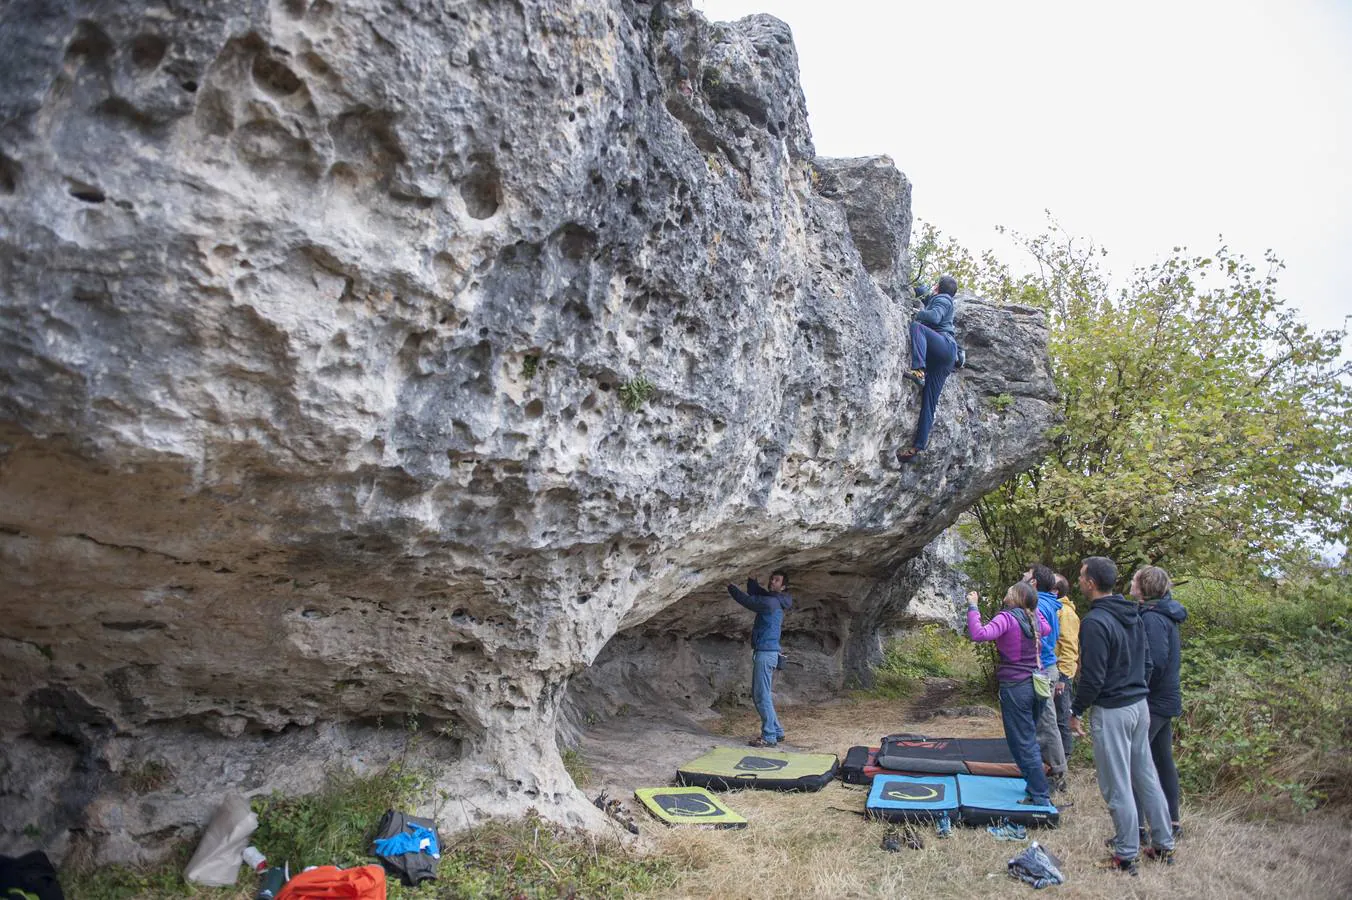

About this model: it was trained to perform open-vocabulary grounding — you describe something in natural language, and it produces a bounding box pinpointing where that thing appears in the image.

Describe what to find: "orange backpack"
[274,865,387,900]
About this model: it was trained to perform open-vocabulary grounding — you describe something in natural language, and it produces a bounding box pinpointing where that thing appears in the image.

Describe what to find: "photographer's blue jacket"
[727,579,793,652]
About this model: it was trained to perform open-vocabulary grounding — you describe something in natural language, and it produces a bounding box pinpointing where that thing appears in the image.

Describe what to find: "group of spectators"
[968,555,1187,875]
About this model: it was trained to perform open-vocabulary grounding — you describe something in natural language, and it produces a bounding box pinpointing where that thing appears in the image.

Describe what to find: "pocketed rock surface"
[0,0,1054,862]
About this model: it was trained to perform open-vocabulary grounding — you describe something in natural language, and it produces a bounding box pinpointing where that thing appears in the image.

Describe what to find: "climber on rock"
[897,274,960,464]
[726,571,793,747]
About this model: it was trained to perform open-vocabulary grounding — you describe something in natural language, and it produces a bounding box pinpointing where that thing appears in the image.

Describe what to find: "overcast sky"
[695,0,1352,342]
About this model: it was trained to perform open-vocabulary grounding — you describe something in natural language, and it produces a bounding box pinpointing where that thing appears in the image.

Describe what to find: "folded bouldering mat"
[955,774,1059,827]
[840,745,874,784]
[870,736,1050,779]
[677,746,839,792]
[634,787,747,829]
[876,735,969,774]
[865,775,959,823]
[957,737,1048,778]
[840,746,935,784]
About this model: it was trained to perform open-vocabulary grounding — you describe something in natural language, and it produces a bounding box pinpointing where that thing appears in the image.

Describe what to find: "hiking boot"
[1172,821,1183,840]
[747,737,776,748]
[904,368,926,388]
[1096,855,1139,876]
[1143,846,1175,865]
[934,812,952,838]
[881,826,902,853]
[903,825,925,850]
[896,446,922,465]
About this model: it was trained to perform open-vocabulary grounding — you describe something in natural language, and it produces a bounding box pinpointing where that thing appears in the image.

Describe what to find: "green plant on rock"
[561,747,591,788]
[990,393,1015,413]
[619,375,655,412]
[522,354,539,380]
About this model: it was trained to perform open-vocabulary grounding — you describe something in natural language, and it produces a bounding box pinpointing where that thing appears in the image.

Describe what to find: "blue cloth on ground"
[373,824,440,858]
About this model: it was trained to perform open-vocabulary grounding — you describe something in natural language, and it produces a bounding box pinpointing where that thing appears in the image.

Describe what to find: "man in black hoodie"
[1070,556,1176,875]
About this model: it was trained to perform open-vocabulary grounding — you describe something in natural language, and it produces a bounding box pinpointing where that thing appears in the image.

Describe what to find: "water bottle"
[242,846,267,873]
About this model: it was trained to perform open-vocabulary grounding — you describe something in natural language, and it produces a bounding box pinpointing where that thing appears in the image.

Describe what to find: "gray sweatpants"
[1090,699,1176,859]
[1036,665,1067,776]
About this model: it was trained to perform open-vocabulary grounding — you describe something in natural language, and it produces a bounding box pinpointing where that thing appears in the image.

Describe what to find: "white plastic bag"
[184,793,258,886]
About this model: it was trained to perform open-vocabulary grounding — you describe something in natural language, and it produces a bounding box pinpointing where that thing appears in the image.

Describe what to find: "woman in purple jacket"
[967,582,1053,806]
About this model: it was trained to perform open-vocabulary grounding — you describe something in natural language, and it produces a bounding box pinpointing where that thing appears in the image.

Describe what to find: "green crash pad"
[634,786,748,829]
[676,746,840,792]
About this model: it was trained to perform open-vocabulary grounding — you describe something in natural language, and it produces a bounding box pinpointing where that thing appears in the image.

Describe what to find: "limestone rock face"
[0,0,1055,861]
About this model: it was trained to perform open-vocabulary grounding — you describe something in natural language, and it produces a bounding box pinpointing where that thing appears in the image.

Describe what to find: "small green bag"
[1032,672,1053,700]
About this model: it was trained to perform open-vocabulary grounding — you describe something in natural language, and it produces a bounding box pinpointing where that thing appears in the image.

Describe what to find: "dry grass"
[635,694,1352,899]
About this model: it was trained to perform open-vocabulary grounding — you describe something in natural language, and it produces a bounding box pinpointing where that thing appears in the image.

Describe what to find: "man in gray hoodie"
[1070,556,1176,875]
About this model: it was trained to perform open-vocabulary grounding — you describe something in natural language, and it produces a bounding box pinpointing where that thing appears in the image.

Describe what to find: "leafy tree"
[919,219,1352,586]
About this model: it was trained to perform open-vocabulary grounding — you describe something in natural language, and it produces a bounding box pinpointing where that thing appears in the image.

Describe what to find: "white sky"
[695,0,1352,341]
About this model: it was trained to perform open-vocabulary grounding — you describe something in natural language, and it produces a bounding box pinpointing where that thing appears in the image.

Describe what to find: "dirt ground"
[576,682,1352,899]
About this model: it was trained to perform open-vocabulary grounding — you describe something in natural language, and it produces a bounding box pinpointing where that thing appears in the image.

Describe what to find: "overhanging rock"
[0,0,1055,862]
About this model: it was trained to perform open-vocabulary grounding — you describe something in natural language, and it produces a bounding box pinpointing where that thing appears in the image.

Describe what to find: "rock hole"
[129,33,167,70]
[557,224,596,261]
[574,82,584,96]
[598,381,611,392]
[460,154,501,219]
[252,55,303,96]
[66,21,115,63]
[0,154,18,194]
[180,79,198,93]
[568,111,576,122]
[303,52,331,76]
[524,399,544,419]
[67,180,105,203]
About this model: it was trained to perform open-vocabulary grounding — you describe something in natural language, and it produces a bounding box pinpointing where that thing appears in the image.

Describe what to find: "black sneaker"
[881,826,902,853]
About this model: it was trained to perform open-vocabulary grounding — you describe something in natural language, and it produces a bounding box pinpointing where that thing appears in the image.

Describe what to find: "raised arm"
[728,582,771,613]
[966,592,1010,643]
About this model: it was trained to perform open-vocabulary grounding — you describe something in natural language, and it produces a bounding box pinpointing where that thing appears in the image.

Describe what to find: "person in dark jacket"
[1131,565,1187,837]
[897,274,959,464]
[727,571,793,747]
[1070,556,1176,874]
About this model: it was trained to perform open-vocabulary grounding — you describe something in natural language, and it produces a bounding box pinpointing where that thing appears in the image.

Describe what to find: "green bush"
[250,763,428,872]
[868,624,988,700]
[1173,573,1352,814]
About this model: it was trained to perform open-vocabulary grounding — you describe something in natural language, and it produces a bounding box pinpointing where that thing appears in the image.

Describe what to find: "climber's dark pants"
[909,321,957,450]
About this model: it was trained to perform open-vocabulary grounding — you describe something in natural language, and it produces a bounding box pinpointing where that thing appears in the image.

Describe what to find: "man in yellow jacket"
[1053,573,1080,758]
